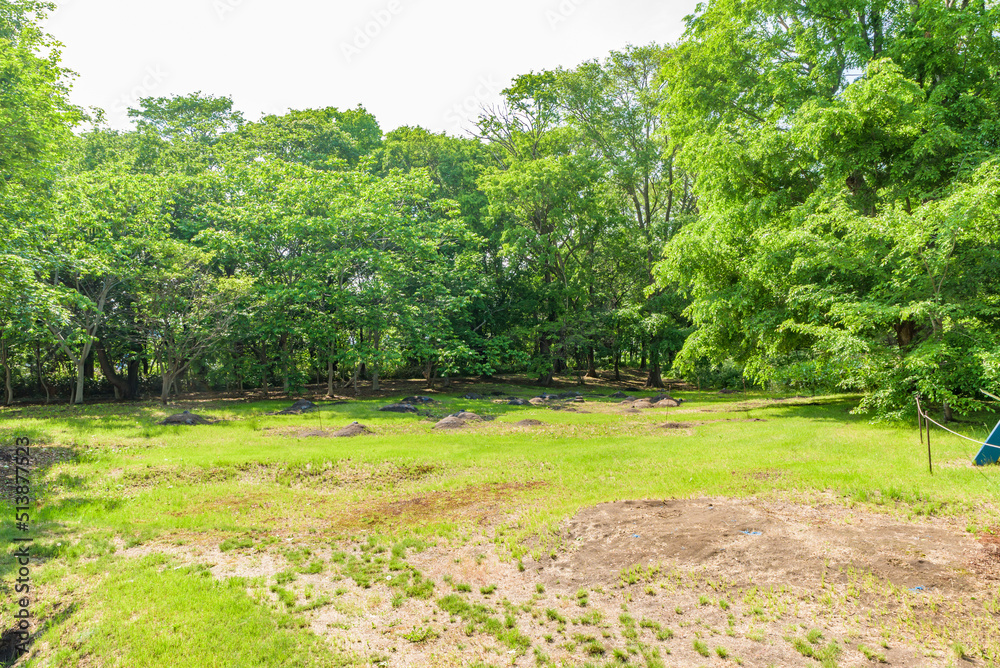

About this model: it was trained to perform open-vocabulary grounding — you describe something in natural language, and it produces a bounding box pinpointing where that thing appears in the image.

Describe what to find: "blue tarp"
[974,420,1000,466]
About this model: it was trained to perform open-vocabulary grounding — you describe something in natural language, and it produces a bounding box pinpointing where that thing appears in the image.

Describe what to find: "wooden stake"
[917,396,923,444]
[927,418,932,475]
[916,395,931,474]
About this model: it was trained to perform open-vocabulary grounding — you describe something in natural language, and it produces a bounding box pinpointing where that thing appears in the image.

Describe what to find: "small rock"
[402,396,436,404]
[274,399,318,415]
[379,403,418,413]
[159,410,215,426]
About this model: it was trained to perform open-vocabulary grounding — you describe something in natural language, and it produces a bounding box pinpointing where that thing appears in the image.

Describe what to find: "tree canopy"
[2,0,998,419]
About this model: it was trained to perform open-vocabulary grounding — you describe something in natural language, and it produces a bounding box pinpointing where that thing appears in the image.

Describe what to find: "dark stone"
[274,399,318,415]
[379,403,418,413]
[402,396,436,404]
[159,410,214,426]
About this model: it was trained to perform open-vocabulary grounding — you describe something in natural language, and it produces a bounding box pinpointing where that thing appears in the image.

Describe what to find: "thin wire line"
[916,400,1000,498]
[919,413,988,445]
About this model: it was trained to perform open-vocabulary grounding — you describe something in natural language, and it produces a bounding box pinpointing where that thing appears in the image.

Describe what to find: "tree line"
[1,0,998,418]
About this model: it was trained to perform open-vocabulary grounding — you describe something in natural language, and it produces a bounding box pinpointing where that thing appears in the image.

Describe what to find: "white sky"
[44,0,696,137]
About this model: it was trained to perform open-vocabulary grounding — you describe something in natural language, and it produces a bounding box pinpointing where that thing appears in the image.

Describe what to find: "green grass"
[3,387,999,665]
[36,554,328,666]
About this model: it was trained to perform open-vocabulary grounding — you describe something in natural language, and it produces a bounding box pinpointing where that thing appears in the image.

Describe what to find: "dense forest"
[1,0,998,419]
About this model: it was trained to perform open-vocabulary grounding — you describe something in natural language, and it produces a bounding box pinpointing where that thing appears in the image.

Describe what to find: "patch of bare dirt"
[539,498,987,596]
[110,495,1000,668]
[0,446,76,500]
[658,422,694,429]
[659,418,767,430]
[514,419,545,427]
[159,410,217,425]
[363,481,548,527]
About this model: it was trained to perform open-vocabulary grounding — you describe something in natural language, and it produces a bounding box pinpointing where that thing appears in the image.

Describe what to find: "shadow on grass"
[0,602,78,668]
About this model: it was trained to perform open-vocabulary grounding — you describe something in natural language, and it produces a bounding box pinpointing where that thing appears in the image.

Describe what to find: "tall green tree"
[659,0,1000,417]
[554,44,697,386]
[1,0,80,403]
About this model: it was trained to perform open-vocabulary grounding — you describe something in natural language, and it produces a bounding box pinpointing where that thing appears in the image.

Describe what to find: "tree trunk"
[95,340,131,400]
[943,401,953,423]
[644,345,664,388]
[280,333,290,395]
[326,357,336,397]
[4,361,12,407]
[639,345,647,372]
[74,358,86,405]
[424,358,435,389]
[36,344,54,404]
[537,335,554,386]
[127,359,140,399]
[253,343,268,393]
[1,339,12,407]
[613,352,621,382]
[160,371,175,405]
[645,363,664,388]
[585,347,597,378]
[370,330,381,392]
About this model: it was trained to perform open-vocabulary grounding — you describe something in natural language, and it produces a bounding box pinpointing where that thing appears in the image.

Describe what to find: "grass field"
[1,383,998,667]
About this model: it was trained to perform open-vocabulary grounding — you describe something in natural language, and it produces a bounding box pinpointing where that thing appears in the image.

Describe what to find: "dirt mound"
[514,419,545,427]
[508,398,530,406]
[433,416,468,430]
[379,403,417,413]
[331,422,372,437]
[541,498,988,596]
[451,411,483,422]
[159,410,215,425]
[631,399,654,409]
[274,399,317,415]
[610,391,628,398]
[529,397,547,405]
[659,422,694,429]
[654,398,681,407]
[462,393,484,400]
